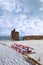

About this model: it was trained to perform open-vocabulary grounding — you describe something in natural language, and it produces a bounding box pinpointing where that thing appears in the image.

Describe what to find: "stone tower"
[10,29,19,40]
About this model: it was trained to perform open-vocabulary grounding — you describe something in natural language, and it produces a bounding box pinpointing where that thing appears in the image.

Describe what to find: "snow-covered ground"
[0,44,30,65]
[0,40,43,65]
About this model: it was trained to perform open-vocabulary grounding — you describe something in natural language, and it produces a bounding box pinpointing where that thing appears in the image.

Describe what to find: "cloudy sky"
[0,0,43,36]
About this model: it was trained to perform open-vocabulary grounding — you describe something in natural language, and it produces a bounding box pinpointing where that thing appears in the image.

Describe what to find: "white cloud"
[40,4,43,10]
[0,0,30,13]
[12,16,43,36]
[0,11,43,36]
[0,0,17,12]
[40,0,43,2]
[40,8,43,10]
[40,5,43,10]
[39,0,43,10]
[0,0,43,36]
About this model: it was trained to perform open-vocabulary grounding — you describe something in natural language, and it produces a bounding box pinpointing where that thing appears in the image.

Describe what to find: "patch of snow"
[0,44,30,65]
[0,40,43,65]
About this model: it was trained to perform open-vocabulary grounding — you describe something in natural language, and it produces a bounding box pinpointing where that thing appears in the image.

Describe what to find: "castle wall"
[23,36,43,40]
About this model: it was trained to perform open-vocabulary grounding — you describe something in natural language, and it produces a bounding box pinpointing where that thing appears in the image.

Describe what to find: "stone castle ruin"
[10,29,19,40]
[10,29,43,40]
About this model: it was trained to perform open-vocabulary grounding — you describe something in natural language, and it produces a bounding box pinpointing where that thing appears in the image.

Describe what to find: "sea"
[0,36,23,40]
